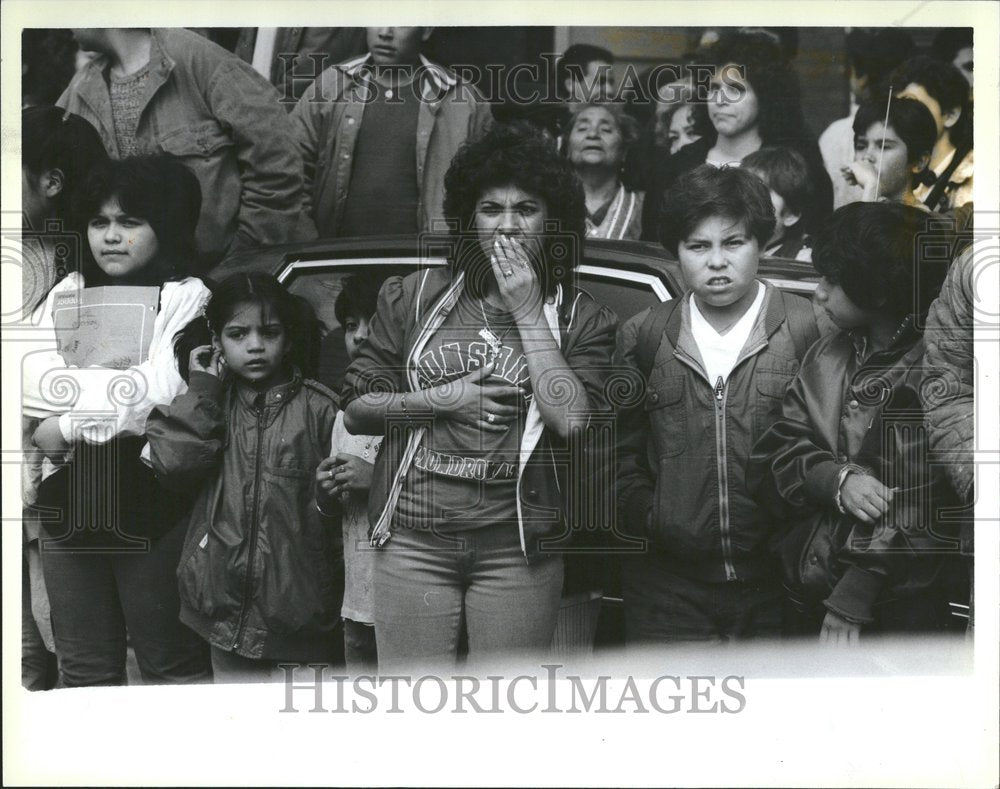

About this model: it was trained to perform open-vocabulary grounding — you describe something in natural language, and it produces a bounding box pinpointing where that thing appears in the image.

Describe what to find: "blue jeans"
[42,522,211,687]
[374,523,564,672]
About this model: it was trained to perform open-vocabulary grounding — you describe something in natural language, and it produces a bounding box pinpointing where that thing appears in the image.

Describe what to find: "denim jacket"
[57,28,307,266]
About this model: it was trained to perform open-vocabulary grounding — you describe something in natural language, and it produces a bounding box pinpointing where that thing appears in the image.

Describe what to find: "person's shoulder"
[562,284,618,331]
[302,377,340,404]
[162,276,212,302]
[155,27,231,65]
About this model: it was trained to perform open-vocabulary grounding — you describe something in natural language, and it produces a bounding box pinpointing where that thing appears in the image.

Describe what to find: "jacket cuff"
[824,565,883,625]
[188,371,225,399]
[803,460,845,505]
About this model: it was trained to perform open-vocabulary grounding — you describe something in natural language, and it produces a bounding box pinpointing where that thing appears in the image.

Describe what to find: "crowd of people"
[19,25,976,687]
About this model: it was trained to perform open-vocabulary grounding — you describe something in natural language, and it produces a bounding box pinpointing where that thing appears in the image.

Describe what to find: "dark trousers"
[42,522,211,687]
[22,549,58,691]
[623,559,782,644]
[344,619,378,675]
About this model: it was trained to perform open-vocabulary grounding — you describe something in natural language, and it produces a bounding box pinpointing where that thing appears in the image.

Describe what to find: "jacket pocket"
[645,374,687,458]
[754,368,794,439]
[157,121,239,257]
[177,528,217,617]
[158,121,234,158]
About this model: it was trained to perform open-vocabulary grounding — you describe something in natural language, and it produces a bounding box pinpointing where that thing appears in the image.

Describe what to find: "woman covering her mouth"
[340,122,618,672]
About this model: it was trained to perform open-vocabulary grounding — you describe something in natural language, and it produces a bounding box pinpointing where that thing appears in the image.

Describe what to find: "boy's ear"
[43,168,65,198]
[211,333,221,351]
[780,209,801,229]
[910,152,932,177]
[942,105,962,130]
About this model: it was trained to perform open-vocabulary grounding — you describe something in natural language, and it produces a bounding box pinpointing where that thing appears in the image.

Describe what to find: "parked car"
[210,235,824,650]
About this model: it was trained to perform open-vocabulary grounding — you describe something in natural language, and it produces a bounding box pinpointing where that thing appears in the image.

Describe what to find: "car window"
[576,264,672,323]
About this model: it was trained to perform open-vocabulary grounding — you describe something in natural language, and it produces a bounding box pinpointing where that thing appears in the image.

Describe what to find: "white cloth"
[21,275,210,444]
[689,281,766,386]
[332,411,381,624]
[250,27,279,79]
[819,109,864,209]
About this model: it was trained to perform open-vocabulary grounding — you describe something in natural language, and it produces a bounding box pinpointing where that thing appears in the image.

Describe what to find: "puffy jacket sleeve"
[613,308,655,539]
[341,275,409,410]
[145,371,226,491]
[21,277,210,445]
[206,59,308,250]
[562,293,618,417]
[923,246,976,503]
[747,339,860,516]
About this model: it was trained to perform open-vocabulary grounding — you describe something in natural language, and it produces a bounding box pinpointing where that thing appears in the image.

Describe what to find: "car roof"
[209,236,819,298]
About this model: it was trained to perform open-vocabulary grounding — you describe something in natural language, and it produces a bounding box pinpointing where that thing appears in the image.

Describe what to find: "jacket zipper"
[233,401,266,651]
[713,376,738,581]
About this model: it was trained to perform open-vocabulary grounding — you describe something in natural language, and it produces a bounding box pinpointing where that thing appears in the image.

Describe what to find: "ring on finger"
[486,412,496,424]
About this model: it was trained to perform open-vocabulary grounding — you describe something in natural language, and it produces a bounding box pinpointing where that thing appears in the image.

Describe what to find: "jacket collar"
[340,52,457,100]
[233,368,303,412]
[847,314,921,363]
[72,30,175,151]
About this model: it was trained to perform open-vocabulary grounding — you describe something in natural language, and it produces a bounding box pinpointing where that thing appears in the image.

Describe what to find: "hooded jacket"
[146,371,341,660]
[341,268,618,563]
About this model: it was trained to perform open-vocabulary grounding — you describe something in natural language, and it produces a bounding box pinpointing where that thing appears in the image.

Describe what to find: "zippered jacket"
[747,326,965,624]
[615,283,818,583]
[341,268,618,563]
[290,54,493,237]
[146,371,341,660]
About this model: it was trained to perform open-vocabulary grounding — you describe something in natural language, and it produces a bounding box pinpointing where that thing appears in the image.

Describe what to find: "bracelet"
[835,464,865,514]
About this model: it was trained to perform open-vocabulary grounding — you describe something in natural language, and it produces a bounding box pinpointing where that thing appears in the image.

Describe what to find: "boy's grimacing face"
[677,215,760,309]
[343,313,371,362]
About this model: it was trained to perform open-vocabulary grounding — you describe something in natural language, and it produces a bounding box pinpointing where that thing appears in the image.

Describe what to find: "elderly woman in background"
[563,104,644,240]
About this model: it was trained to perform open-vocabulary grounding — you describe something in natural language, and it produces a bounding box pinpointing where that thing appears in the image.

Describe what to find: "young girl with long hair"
[146,272,341,684]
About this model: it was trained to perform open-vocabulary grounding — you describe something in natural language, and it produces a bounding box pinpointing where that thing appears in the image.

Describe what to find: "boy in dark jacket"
[748,202,965,643]
[615,165,820,643]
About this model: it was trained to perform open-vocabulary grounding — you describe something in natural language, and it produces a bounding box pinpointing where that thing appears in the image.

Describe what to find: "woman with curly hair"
[341,122,618,670]
[563,104,645,240]
[642,30,833,243]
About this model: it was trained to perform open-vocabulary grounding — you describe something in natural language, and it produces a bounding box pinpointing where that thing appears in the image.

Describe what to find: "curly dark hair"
[698,29,811,150]
[77,154,202,285]
[812,202,948,321]
[660,164,775,255]
[442,121,585,298]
